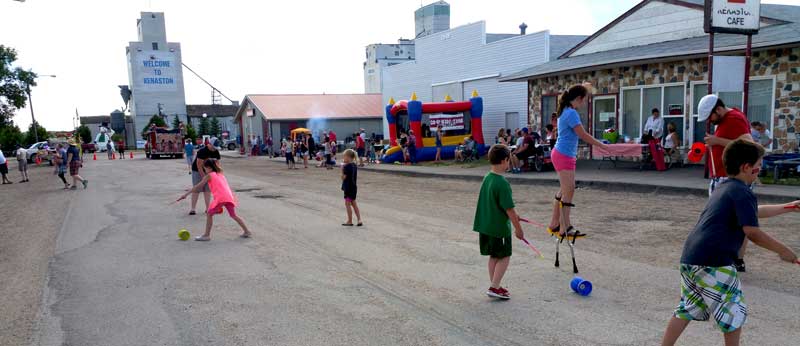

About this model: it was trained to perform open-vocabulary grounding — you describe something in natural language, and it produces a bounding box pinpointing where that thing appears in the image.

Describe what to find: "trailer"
[144,126,184,159]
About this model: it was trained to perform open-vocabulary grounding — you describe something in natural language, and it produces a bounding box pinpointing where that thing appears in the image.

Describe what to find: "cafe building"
[501,0,800,158]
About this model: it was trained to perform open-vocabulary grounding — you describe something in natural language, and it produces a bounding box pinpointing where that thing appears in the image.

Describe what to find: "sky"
[1,0,797,131]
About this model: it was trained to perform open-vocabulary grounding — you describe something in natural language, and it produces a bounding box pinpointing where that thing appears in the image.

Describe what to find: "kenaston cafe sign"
[704,0,761,35]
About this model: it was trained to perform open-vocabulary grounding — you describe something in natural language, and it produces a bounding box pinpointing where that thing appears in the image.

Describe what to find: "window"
[394,51,399,56]
[541,95,557,132]
[621,83,686,144]
[152,42,158,50]
[622,89,642,140]
[690,78,774,148]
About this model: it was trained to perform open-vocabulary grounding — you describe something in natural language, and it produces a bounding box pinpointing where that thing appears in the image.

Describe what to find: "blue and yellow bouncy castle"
[382,91,486,163]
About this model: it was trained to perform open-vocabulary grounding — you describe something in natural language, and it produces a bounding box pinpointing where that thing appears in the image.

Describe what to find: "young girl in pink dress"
[177,158,252,241]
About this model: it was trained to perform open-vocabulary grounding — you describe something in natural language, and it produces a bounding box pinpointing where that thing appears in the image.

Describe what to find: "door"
[505,112,520,130]
[593,96,616,140]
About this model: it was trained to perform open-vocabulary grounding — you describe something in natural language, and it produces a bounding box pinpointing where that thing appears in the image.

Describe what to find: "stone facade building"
[503,0,800,156]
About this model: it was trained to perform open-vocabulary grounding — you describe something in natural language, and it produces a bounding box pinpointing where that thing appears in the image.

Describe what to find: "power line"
[181,62,235,104]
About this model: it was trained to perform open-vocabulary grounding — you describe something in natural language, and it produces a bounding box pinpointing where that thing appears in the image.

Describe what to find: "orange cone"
[93,153,97,161]
[129,152,133,159]
[35,156,41,165]
[112,152,116,160]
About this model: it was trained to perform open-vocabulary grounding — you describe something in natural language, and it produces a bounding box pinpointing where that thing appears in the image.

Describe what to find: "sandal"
[356,222,363,227]
[189,211,196,215]
[342,223,354,226]
[239,233,252,238]
[547,225,560,236]
[194,235,211,241]
[559,226,587,238]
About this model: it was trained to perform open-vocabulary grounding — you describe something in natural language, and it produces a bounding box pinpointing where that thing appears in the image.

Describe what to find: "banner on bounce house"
[429,113,465,131]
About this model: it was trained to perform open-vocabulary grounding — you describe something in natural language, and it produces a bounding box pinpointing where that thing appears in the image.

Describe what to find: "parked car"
[223,139,238,151]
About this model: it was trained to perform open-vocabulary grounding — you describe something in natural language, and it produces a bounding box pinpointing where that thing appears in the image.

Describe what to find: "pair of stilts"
[547,194,586,274]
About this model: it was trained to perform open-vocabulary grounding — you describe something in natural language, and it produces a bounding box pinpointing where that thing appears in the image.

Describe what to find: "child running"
[473,144,524,299]
[341,149,362,226]
[548,83,609,237]
[177,158,252,241]
[660,140,799,346]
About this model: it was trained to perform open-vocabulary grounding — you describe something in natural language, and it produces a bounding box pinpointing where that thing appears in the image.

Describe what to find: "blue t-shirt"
[554,108,582,158]
[184,143,194,156]
[680,179,759,267]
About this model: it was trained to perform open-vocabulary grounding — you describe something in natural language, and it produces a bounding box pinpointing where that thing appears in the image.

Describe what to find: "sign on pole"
[704,0,761,34]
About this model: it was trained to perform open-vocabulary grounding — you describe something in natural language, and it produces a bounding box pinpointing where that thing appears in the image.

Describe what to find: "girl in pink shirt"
[177,158,251,241]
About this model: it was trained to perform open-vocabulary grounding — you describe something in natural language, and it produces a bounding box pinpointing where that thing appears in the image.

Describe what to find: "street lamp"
[26,74,56,143]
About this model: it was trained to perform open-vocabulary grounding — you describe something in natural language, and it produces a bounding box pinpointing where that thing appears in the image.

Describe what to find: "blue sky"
[1,0,796,130]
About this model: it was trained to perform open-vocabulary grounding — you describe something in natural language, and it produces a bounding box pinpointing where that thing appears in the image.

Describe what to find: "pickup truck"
[23,141,56,165]
[81,142,97,153]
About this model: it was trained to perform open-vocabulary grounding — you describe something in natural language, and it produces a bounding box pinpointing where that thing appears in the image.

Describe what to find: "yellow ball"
[178,229,190,241]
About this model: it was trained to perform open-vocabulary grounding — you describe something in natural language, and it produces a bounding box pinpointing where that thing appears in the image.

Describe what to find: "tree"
[185,122,197,142]
[23,122,47,145]
[75,125,92,144]
[0,125,23,152]
[171,114,181,130]
[141,114,167,139]
[209,117,220,137]
[0,45,36,128]
[198,117,210,136]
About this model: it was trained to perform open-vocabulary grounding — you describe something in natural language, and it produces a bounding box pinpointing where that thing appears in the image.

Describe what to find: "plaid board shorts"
[69,160,81,176]
[674,264,747,333]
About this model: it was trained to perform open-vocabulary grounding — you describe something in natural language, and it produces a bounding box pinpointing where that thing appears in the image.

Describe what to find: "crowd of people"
[0,140,89,190]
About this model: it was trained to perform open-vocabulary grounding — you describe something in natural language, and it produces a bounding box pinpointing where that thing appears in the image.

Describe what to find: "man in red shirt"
[697,94,755,271]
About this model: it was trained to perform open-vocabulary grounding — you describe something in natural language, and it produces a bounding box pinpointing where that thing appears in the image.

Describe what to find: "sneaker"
[82,179,88,189]
[734,258,746,272]
[486,287,510,299]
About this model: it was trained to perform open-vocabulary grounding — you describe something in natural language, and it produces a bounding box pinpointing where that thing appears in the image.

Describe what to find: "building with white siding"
[382,20,585,144]
[363,39,415,94]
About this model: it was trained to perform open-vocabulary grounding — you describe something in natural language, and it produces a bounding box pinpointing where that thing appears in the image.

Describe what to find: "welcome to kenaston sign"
[704,0,761,34]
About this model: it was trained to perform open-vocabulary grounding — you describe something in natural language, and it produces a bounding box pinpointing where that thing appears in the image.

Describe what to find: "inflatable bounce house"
[382,90,486,163]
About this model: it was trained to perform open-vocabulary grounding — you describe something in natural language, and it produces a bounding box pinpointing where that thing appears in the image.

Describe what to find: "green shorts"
[674,264,747,333]
[479,233,512,258]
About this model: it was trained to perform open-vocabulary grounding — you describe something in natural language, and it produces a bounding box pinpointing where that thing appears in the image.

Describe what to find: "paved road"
[6,156,799,345]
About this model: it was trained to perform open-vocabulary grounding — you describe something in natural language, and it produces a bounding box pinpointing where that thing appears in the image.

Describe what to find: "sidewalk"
[219,150,800,200]
[359,160,800,201]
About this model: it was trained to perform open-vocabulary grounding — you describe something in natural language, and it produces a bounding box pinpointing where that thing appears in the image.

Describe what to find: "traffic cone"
[112,152,116,160]
[129,152,133,159]
[35,156,41,165]
[93,153,97,161]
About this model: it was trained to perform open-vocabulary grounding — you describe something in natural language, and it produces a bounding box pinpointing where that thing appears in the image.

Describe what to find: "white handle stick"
[708,145,717,178]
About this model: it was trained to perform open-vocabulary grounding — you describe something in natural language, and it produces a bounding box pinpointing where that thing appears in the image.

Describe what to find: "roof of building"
[501,1,800,82]
[234,94,384,122]
[186,104,239,117]
[486,33,519,44]
[549,35,589,61]
[80,116,111,124]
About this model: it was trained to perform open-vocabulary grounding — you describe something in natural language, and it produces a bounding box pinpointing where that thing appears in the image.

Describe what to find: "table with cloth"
[592,144,649,169]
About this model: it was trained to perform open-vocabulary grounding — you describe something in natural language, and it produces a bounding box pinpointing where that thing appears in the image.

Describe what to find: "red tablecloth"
[593,144,643,158]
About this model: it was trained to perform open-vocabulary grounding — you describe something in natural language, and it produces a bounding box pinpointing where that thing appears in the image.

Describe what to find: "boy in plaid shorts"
[473,144,524,299]
[661,139,799,346]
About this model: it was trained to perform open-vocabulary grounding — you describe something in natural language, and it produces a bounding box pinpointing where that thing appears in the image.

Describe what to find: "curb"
[359,166,795,202]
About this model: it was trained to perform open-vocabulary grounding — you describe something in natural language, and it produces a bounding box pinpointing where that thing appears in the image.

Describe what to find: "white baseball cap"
[697,94,719,122]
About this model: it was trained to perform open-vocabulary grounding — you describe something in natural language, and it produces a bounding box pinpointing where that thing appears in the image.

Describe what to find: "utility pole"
[26,74,56,143]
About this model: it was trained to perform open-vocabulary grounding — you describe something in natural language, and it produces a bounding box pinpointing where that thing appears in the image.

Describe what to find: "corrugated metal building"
[233,94,384,152]
[382,20,585,143]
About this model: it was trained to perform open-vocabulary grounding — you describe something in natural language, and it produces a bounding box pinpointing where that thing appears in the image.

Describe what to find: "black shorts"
[356,148,365,157]
[0,163,7,175]
[343,188,357,201]
[479,233,512,258]
[285,153,294,163]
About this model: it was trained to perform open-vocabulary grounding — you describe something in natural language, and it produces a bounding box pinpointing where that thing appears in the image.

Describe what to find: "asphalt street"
[3,155,799,346]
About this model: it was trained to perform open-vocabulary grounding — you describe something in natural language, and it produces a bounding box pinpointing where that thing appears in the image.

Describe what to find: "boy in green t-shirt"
[473,144,525,299]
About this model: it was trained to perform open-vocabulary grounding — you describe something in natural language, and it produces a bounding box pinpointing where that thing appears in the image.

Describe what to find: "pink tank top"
[207,172,237,212]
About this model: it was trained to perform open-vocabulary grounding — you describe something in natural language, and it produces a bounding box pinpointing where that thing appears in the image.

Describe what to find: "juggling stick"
[519,217,546,229]
[519,238,544,258]
[784,205,800,210]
